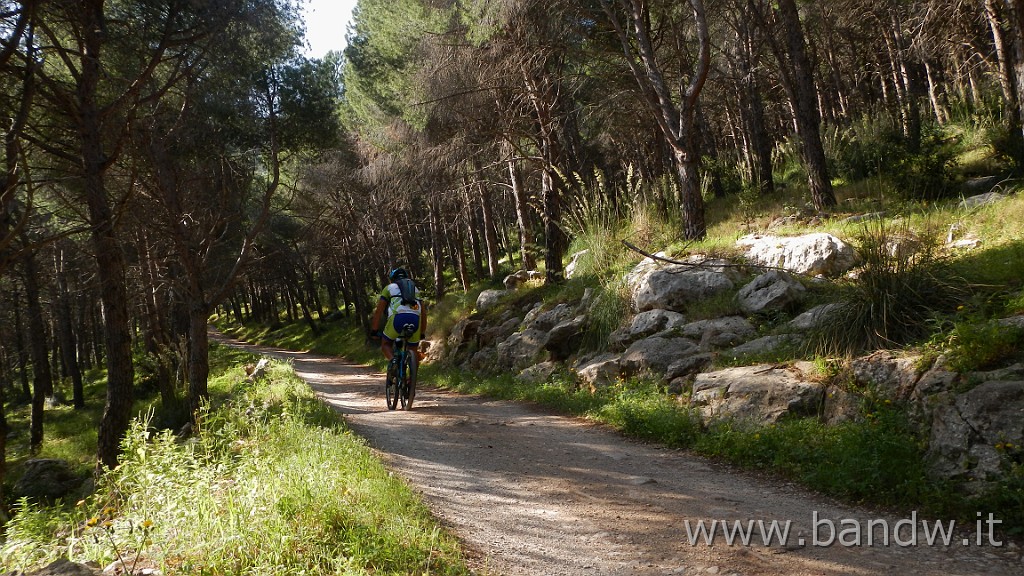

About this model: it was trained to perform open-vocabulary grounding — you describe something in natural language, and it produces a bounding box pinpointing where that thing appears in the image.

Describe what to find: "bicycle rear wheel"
[385,358,398,410]
[402,351,416,410]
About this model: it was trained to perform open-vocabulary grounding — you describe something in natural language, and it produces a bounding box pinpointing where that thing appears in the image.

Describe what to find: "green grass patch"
[2,347,471,575]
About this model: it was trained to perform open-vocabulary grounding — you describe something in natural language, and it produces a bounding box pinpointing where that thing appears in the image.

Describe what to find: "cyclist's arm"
[370,298,388,332]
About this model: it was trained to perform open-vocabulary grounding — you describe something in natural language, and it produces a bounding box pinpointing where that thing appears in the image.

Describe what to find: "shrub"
[827,113,957,200]
[812,221,969,355]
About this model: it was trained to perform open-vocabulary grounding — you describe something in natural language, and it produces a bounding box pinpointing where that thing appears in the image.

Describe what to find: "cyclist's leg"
[380,338,394,361]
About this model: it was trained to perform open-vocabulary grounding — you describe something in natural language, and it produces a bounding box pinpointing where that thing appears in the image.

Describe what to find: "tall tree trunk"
[80,1,135,469]
[12,288,30,399]
[23,249,52,449]
[1002,0,1024,154]
[776,0,837,211]
[0,364,7,514]
[428,197,446,299]
[187,304,210,416]
[988,0,1021,129]
[505,153,537,271]
[599,0,711,240]
[452,215,470,292]
[140,233,176,408]
[463,184,484,278]
[476,174,500,279]
[924,61,949,125]
[54,247,84,408]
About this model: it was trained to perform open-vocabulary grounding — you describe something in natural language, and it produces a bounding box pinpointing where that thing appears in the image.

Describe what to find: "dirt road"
[214,333,1023,575]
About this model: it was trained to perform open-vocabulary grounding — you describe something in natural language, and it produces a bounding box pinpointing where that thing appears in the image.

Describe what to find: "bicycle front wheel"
[385,359,398,410]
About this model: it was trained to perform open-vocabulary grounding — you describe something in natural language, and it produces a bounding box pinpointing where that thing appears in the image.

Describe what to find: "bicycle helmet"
[388,267,409,282]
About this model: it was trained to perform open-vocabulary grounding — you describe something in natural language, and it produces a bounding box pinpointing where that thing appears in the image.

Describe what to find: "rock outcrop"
[690,363,825,424]
[737,233,858,277]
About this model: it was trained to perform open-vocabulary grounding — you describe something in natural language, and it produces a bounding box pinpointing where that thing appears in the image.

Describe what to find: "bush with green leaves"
[825,113,957,199]
[812,222,969,356]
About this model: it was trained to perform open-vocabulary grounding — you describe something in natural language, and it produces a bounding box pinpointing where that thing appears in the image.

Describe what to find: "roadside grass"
[1,344,472,575]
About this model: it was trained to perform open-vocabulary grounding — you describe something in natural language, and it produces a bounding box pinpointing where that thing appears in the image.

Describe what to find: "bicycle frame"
[386,330,417,410]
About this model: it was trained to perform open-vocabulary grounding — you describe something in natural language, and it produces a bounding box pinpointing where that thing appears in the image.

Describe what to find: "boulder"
[998,315,1024,330]
[961,175,1001,194]
[517,361,561,384]
[822,385,862,425]
[478,317,522,348]
[928,380,1024,485]
[631,309,688,337]
[632,265,736,312]
[725,334,799,359]
[840,211,886,224]
[575,353,623,391]
[468,348,498,372]
[625,253,667,287]
[495,329,550,371]
[527,303,574,332]
[620,336,700,376]
[736,271,806,315]
[690,364,825,424]
[788,303,843,331]
[476,289,509,312]
[445,319,483,363]
[959,191,1005,210]
[545,315,587,360]
[503,269,542,290]
[848,350,923,400]
[676,316,757,349]
[911,356,960,402]
[13,459,84,502]
[664,354,714,381]
[737,233,858,277]
[608,309,688,351]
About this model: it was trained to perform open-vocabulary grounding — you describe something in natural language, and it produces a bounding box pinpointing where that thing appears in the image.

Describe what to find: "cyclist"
[370,267,427,362]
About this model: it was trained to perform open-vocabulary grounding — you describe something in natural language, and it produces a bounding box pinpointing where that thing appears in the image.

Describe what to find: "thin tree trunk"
[505,154,536,271]
[463,184,484,278]
[54,247,84,408]
[452,214,470,292]
[988,0,1021,129]
[429,197,446,299]
[476,174,500,279]
[22,248,52,449]
[1002,0,1024,150]
[187,304,210,416]
[776,0,837,211]
[924,61,949,125]
[12,288,30,399]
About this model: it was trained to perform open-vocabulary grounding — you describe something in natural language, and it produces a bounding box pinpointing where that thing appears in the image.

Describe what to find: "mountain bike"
[385,326,417,410]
